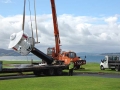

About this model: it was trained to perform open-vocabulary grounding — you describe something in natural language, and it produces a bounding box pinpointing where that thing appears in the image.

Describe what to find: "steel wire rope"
[22,0,26,31]
[28,0,34,39]
[34,0,39,43]
[27,0,37,50]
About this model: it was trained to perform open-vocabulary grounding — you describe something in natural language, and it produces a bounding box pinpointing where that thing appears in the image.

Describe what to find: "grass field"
[0,76,120,90]
[79,62,120,74]
[2,61,36,65]
[0,61,120,90]
[1,61,120,74]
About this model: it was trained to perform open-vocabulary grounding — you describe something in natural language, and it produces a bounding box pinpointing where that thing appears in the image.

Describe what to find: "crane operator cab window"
[47,48,54,55]
[69,52,76,58]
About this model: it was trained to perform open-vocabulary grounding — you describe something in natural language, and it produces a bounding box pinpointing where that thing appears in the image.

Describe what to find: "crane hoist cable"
[34,0,39,43]
[28,0,34,38]
[22,0,26,31]
[22,0,39,43]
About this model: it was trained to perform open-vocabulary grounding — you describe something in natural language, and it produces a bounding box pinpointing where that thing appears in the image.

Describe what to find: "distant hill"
[1,48,120,56]
[100,53,120,56]
[77,52,120,56]
[0,49,98,56]
[0,48,21,56]
[77,52,101,56]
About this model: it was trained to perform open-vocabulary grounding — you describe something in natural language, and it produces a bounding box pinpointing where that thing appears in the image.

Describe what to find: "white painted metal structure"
[8,31,35,55]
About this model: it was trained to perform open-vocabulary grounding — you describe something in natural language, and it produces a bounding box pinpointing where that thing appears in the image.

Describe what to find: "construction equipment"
[47,0,86,69]
[4,30,66,76]
[5,0,86,77]
[5,0,67,76]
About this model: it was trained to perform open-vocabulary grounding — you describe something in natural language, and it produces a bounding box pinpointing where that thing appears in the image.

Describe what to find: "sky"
[0,0,120,53]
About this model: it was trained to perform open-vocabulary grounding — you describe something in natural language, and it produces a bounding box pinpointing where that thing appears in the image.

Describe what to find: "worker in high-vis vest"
[68,59,74,76]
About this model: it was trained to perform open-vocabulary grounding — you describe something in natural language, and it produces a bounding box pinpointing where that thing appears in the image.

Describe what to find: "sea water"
[0,54,104,63]
[0,55,41,61]
[80,55,104,63]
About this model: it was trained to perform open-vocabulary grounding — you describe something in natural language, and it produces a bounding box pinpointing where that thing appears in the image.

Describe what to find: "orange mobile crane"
[47,0,86,69]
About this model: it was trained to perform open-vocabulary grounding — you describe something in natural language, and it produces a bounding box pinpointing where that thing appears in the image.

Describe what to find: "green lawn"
[2,60,38,64]
[0,76,120,90]
[2,60,40,68]
[1,61,120,75]
[0,61,120,90]
[78,62,120,74]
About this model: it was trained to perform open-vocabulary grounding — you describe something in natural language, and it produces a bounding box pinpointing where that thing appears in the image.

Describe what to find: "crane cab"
[60,51,78,63]
[60,51,86,69]
[47,48,86,69]
[47,47,55,57]
[66,52,77,58]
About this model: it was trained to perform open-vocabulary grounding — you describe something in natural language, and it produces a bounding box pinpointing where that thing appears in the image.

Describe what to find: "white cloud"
[105,16,117,24]
[1,0,12,3]
[0,14,120,53]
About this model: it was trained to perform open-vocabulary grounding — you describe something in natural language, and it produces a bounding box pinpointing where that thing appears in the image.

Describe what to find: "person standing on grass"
[69,59,74,76]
